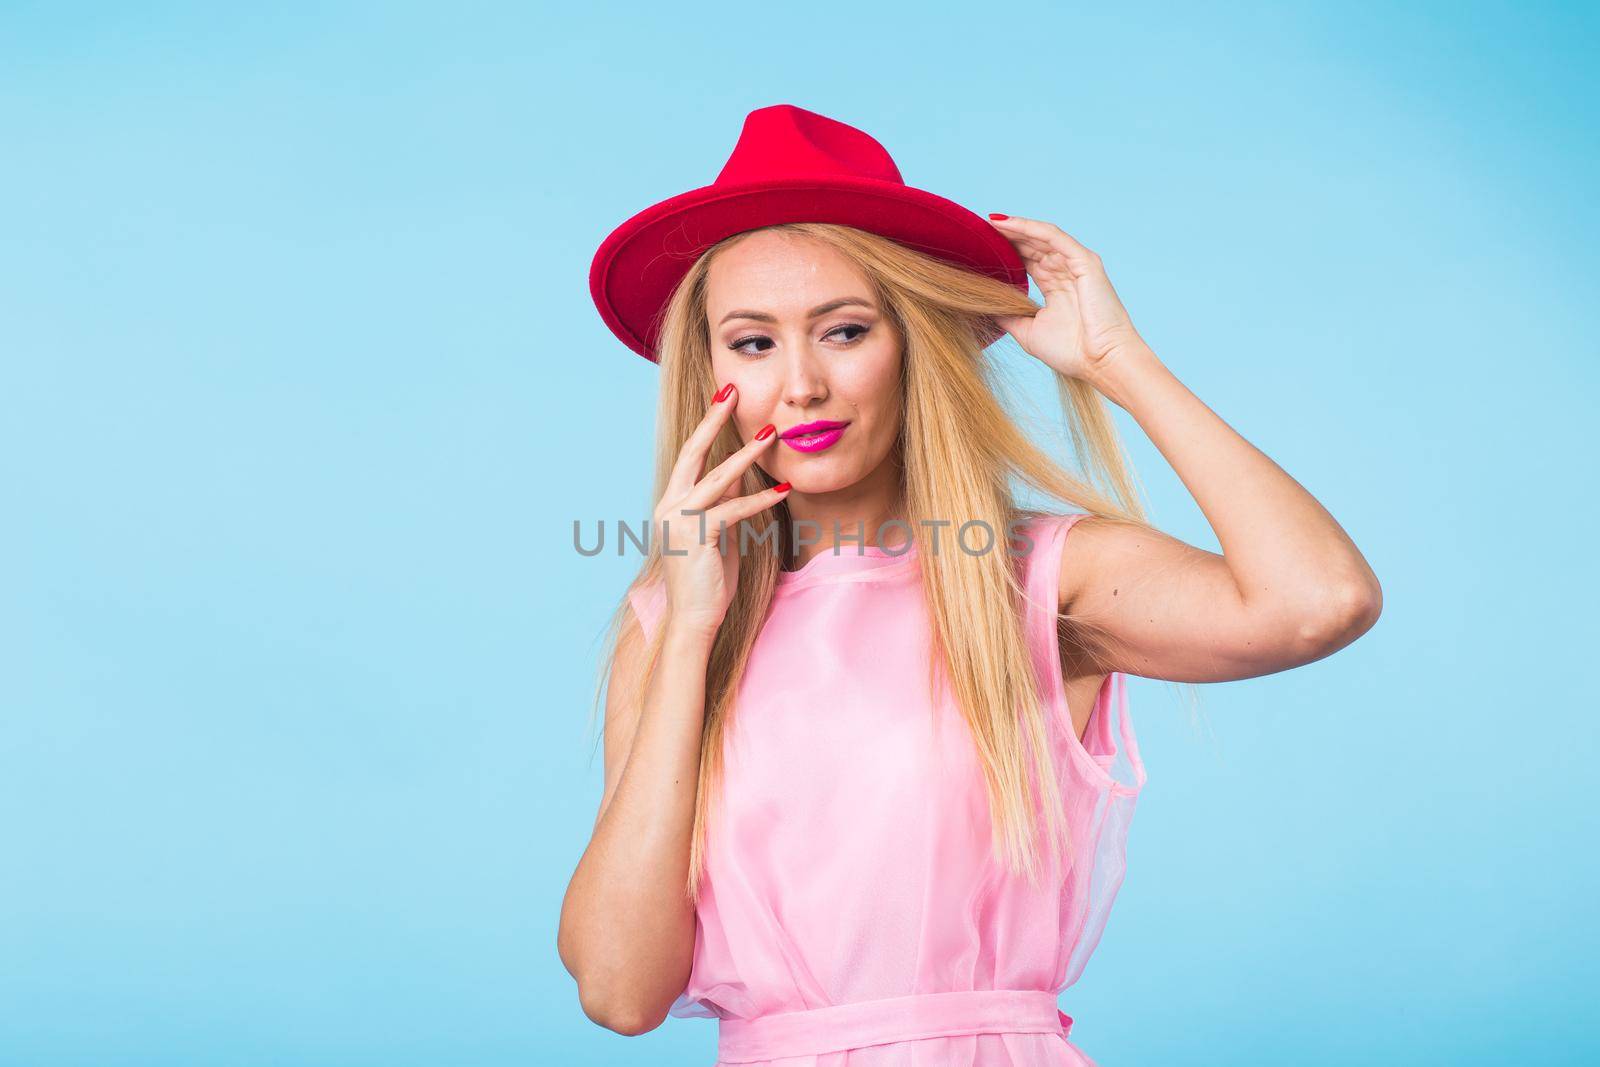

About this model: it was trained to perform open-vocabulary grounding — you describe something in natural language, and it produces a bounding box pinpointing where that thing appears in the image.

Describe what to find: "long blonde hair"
[589,222,1164,902]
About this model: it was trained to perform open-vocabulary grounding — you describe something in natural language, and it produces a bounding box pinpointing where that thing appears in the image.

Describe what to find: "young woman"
[559,104,1382,1066]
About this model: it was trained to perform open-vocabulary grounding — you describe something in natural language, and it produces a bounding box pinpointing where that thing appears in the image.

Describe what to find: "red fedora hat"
[589,103,1028,363]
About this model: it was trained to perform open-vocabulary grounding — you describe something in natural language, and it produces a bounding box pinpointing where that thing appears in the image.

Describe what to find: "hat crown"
[590,103,1025,361]
[714,104,905,187]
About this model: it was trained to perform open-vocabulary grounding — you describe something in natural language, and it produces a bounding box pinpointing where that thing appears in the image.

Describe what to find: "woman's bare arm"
[979,213,1380,685]
[557,381,787,1035]
[557,609,717,1035]
[1059,343,1383,683]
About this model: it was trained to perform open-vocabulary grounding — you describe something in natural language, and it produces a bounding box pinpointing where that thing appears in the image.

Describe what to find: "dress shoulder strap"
[1015,511,1148,795]
[626,576,668,644]
[1017,511,1095,663]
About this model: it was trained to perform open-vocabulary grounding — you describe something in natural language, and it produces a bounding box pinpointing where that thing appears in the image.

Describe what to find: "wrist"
[663,613,720,651]
[1086,341,1167,410]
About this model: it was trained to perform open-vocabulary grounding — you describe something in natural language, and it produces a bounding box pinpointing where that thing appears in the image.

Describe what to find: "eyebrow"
[717,297,877,327]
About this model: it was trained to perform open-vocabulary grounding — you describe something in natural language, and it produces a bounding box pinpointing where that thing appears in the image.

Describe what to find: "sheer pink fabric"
[625,512,1146,1065]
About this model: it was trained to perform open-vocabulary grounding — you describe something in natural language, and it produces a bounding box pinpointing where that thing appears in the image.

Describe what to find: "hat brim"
[589,175,1029,362]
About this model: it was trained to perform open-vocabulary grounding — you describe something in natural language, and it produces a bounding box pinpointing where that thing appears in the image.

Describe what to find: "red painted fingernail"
[714,383,734,402]
[755,423,775,441]
[988,212,1009,220]
[774,481,791,493]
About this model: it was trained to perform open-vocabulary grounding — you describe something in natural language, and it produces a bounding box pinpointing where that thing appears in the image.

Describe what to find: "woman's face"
[704,231,903,495]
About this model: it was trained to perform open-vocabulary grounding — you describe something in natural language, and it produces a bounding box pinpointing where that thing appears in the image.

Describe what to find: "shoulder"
[1008,510,1095,566]
[625,574,669,643]
[1008,510,1102,615]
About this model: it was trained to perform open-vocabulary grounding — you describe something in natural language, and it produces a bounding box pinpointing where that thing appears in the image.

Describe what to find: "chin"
[781,472,856,496]
[763,452,864,493]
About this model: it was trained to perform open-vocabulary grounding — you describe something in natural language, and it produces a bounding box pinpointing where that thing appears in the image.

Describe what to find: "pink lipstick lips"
[779,419,850,453]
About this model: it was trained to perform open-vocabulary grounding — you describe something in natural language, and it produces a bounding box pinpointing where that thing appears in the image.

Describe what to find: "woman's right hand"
[653,383,790,639]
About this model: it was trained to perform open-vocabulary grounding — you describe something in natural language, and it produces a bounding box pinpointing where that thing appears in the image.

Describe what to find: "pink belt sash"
[716,989,1074,1063]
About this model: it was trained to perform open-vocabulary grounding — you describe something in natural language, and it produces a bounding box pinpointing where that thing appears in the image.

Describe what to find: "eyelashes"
[728,323,868,355]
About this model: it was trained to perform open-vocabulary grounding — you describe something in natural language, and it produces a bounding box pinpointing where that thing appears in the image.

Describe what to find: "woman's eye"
[729,335,771,355]
[728,324,868,356]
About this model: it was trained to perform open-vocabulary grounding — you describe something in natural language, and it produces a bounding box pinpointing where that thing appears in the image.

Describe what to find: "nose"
[779,345,828,408]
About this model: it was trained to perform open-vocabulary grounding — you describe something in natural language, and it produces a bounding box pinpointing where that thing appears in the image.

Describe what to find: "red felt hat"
[589,103,1029,363]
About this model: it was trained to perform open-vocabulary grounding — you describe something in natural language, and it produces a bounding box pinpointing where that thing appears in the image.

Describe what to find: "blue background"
[4,2,1595,1064]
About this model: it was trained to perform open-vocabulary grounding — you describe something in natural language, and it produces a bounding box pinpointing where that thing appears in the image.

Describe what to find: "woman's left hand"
[986,214,1148,382]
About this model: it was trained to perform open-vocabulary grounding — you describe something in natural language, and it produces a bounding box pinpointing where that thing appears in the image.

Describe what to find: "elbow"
[558,897,684,1037]
[578,981,668,1037]
[563,938,670,1037]
[560,930,661,1036]
[1294,579,1383,656]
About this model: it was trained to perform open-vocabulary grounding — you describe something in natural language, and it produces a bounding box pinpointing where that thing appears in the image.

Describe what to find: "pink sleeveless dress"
[626,512,1147,1065]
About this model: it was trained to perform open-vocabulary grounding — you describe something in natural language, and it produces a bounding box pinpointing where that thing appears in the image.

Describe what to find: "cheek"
[708,349,741,391]
[847,349,904,425]
[715,365,780,432]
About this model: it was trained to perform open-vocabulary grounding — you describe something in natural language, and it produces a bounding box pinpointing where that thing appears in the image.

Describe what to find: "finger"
[664,383,740,504]
[680,421,779,514]
[996,237,1079,302]
[1016,244,1080,298]
[988,215,1102,276]
[705,483,794,545]
[988,213,1096,259]
[987,218,1053,262]
[993,281,1080,337]
[988,224,1080,292]
[988,215,1052,251]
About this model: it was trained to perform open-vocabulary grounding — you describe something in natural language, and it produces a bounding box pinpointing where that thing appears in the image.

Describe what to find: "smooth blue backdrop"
[3,2,1595,1064]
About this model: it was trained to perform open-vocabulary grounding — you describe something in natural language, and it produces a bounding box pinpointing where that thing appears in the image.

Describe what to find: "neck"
[779,454,909,569]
